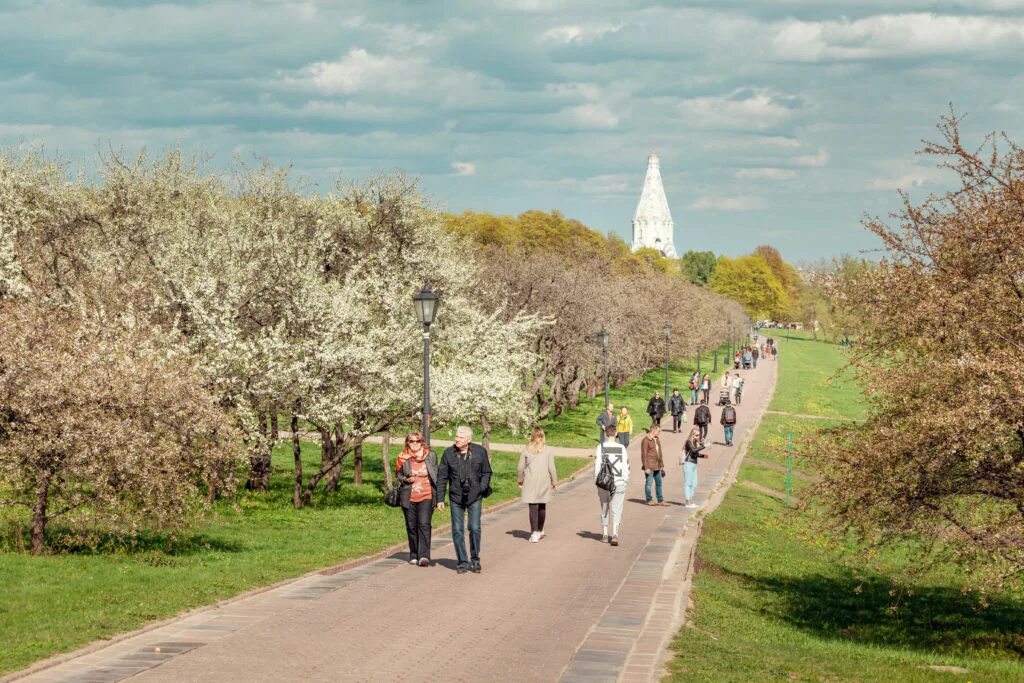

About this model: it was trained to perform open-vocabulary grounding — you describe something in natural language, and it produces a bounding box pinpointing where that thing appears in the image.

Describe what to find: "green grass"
[665,331,1024,682]
[0,442,585,675]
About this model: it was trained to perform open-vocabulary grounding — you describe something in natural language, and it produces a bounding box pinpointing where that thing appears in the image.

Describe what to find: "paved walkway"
[13,353,779,683]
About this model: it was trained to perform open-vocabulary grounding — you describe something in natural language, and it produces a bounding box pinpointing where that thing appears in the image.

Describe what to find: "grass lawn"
[0,442,585,675]
[665,331,1024,682]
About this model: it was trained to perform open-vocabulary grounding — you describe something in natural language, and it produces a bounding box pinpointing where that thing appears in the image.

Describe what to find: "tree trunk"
[480,413,491,454]
[321,426,339,493]
[245,411,272,492]
[270,411,279,440]
[292,414,304,509]
[353,442,364,485]
[30,466,55,554]
[381,431,393,490]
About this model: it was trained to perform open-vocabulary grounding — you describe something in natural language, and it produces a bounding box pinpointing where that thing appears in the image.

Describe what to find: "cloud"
[560,102,619,128]
[542,21,622,44]
[678,88,802,130]
[791,149,829,167]
[736,167,797,180]
[867,162,949,190]
[689,195,767,211]
[773,13,1024,61]
[451,161,477,176]
[295,49,418,95]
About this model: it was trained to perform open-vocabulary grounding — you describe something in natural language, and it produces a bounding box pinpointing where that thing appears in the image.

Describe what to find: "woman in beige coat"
[518,427,558,543]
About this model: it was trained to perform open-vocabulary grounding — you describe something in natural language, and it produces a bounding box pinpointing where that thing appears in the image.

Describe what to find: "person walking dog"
[517,427,558,543]
[436,426,493,574]
[641,424,667,506]
[594,424,629,546]
[395,431,438,567]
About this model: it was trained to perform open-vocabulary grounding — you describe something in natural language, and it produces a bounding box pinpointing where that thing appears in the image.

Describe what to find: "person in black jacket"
[436,425,493,574]
[647,391,666,426]
[681,427,707,508]
[668,389,685,433]
[693,400,712,441]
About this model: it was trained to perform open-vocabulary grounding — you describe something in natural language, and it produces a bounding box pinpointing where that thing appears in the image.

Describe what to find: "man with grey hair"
[436,425,493,574]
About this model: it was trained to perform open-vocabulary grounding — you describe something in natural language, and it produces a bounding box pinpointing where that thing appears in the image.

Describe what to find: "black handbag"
[595,443,619,493]
[384,461,407,507]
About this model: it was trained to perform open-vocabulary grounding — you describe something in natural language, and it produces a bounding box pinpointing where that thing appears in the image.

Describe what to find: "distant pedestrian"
[594,424,629,546]
[772,344,778,361]
[721,370,731,390]
[395,431,438,567]
[436,426,493,574]
[596,403,616,444]
[668,389,685,432]
[734,351,741,369]
[752,346,759,368]
[616,406,634,447]
[693,400,712,442]
[700,374,711,404]
[742,348,752,369]
[647,391,666,426]
[517,427,558,543]
[732,374,744,405]
[721,402,737,446]
[641,424,667,506]
[689,372,700,405]
[681,427,707,508]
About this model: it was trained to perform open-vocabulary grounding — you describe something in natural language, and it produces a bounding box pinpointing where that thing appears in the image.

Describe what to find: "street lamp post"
[598,328,610,409]
[413,283,440,447]
[662,324,672,400]
[697,346,701,375]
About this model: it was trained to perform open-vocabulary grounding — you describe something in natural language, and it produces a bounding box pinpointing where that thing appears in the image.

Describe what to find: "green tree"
[709,255,789,320]
[678,250,717,286]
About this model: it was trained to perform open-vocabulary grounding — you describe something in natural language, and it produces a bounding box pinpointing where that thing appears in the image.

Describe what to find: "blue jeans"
[684,461,698,501]
[450,498,482,567]
[644,469,663,502]
[724,425,734,444]
[753,357,758,368]
[690,389,698,404]
[618,433,631,448]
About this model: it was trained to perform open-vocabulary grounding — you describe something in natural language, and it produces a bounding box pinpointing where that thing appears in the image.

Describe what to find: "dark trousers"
[617,433,630,448]
[672,414,682,431]
[403,499,433,561]
[450,498,482,568]
[702,388,710,403]
[650,413,662,426]
[698,423,709,440]
[528,503,547,532]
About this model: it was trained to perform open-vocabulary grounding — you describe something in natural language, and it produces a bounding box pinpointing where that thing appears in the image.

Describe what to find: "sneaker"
[418,558,429,567]
[646,500,656,506]
[658,501,669,506]
[601,533,609,543]
[529,531,540,543]
[538,531,547,540]
[610,536,619,546]
[685,503,698,509]
[409,558,418,565]
[470,561,482,574]
[457,565,469,574]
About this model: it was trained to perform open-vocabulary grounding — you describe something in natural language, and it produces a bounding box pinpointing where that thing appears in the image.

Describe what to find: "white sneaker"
[685,503,698,509]
[538,531,547,540]
[529,531,540,543]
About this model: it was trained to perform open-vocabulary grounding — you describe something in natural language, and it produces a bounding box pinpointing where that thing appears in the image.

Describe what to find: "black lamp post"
[662,324,672,400]
[598,328,610,409]
[413,283,440,447]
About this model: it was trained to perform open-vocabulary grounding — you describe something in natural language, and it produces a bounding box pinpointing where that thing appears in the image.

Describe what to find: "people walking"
[647,391,666,427]
[594,425,629,546]
[700,373,711,404]
[436,426,493,574]
[641,424,666,506]
[668,389,685,432]
[721,370,731,392]
[721,402,737,446]
[395,431,438,567]
[681,427,707,508]
[772,344,778,361]
[689,372,700,405]
[596,403,616,444]
[752,346,759,368]
[694,400,712,442]
[616,406,634,447]
[517,427,558,543]
[732,373,744,406]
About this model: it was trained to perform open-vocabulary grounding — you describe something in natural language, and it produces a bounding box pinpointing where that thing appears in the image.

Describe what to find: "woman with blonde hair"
[517,426,558,543]
[395,431,438,566]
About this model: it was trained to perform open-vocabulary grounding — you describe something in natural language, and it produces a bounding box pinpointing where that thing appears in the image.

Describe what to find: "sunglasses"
[408,439,422,444]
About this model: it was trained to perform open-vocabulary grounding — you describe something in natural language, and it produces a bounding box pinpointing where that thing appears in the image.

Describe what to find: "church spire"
[631,152,676,258]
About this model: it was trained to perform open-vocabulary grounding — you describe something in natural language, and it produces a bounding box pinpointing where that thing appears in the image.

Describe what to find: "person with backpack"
[436,426,493,574]
[668,389,685,433]
[693,399,712,442]
[616,406,634,448]
[517,427,558,543]
[646,391,666,427]
[721,402,738,446]
[395,431,438,567]
[593,424,629,546]
[681,427,707,508]
[689,372,700,405]
[641,424,666,506]
[700,373,711,404]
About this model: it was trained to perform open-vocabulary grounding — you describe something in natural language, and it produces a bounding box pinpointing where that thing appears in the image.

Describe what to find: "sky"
[2,1,1023,261]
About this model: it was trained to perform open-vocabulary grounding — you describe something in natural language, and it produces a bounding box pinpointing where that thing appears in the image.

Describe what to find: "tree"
[678,250,717,287]
[811,113,1024,590]
[753,244,803,319]
[709,255,789,320]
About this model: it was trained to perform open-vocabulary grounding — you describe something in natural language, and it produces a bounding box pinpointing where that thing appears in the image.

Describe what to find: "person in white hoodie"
[593,424,630,546]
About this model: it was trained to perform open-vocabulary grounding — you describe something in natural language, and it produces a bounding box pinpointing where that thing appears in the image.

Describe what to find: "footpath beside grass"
[666,333,1024,682]
[0,443,582,675]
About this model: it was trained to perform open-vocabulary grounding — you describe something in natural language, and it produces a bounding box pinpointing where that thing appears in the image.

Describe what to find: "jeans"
[753,357,758,368]
[684,461,698,501]
[450,498,482,567]
[690,389,698,404]
[598,487,625,535]
[724,425,735,444]
[617,433,631,448]
[403,499,433,561]
[644,469,664,502]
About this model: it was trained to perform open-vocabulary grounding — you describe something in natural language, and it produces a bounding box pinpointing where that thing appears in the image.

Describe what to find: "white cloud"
[736,167,797,180]
[678,88,799,130]
[560,102,619,129]
[451,161,477,176]
[792,149,829,167]
[773,13,1024,61]
[299,49,413,94]
[689,195,767,211]
[542,21,622,44]
[867,162,948,190]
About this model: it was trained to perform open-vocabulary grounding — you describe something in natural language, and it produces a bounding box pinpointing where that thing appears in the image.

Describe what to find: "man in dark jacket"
[752,346,760,369]
[596,403,616,444]
[668,389,685,432]
[721,403,737,446]
[693,400,712,441]
[436,425,493,574]
[647,391,666,426]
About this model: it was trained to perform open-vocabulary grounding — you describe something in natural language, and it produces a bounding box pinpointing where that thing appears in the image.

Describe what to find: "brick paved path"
[13,354,778,683]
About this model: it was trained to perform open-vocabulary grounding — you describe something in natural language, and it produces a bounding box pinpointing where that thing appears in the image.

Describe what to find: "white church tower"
[630,153,677,258]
